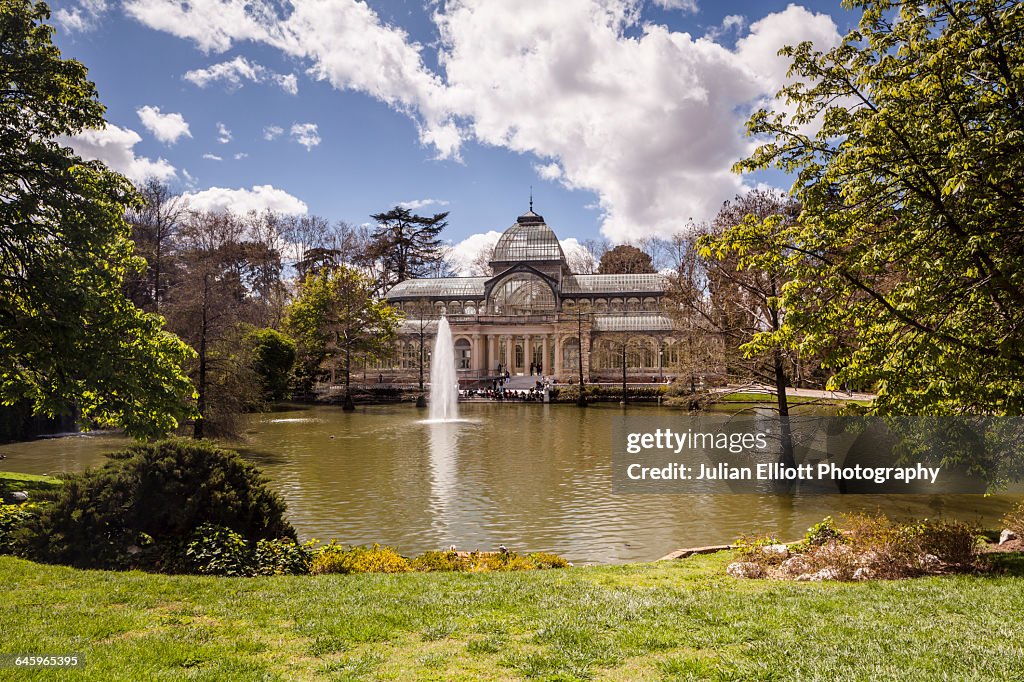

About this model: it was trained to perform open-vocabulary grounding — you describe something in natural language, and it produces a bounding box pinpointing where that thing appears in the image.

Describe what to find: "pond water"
[2,403,1020,564]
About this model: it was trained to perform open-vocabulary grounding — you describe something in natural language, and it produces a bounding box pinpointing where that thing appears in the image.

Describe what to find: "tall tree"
[285,265,400,411]
[597,244,657,274]
[365,207,449,291]
[0,0,194,438]
[735,0,1024,421]
[125,178,184,312]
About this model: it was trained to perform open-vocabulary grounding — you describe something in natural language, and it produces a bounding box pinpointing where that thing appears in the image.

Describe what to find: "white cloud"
[216,122,232,144]
[202,153,223,161]
[290,122,320,150]
[183,184,308,214]
[705,14,746,41]
[234,152,248,160]
[59,123,176,182]
[123,0,841,241]
[447,230,502,276]
[263,125,284,141]
[183,55,299,94]
[652,0,698,12]
[534,162,562,180]
[398,198,449,210]
[136,105,192,145]
[54,0,108,32]
[274,73,299,95]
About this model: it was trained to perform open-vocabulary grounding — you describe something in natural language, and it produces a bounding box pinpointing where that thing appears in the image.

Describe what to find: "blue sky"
[51,0,856,271]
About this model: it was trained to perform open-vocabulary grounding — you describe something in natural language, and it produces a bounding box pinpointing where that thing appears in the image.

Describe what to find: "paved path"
[713,384,875,402]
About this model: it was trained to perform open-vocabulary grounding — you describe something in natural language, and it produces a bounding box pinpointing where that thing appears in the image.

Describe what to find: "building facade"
[383,208,681,382]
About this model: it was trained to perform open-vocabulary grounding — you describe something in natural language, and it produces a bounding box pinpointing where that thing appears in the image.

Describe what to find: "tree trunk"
[342,339,355,411]
[193,273,209,439]
[773,347,795,468]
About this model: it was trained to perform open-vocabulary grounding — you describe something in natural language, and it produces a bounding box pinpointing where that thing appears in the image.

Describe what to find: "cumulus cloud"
[398,198,449,210]
[290,122,320,150]
[122,0,841,241]
[59,123,176,182]
[54,0,108,32]
[136,105,192,145]
[652,0,698,12]
[183,55,298,94]
[263,125,284,141]
[183,184,308,214]
[447,230,502,276]
[216,122,232,144]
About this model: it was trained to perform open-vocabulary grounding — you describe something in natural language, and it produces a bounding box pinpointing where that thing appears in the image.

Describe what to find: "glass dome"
[491,211,566,263]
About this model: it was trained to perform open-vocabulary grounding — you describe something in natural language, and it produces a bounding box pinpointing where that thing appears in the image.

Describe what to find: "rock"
[1000,529,1018,545]
[726,561,765,579]
[126,545,142,555]
[853,567,874,581]
[796,568,840,582]
[760,544,790,559]
[779,556,811,575]
[918,553,942,571]
[10,491,29,503]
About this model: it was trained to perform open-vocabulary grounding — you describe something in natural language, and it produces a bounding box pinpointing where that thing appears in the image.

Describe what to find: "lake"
[2,402,1020,564]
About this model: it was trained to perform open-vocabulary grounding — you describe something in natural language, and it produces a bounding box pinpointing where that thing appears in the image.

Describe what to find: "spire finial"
[529,186,533,212]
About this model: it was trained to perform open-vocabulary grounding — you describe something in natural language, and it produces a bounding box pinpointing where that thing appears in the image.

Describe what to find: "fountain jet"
[428,316,459,421]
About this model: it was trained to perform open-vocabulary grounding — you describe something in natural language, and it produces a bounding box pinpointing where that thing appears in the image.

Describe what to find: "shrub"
[254,537,314,576]
[21,439,295,570]
[1003,501,1024,537]
[184,523,254,576]
[525,552,571,569]
[0,503,38,555]
[311,543,410,575]
[917,519,978,566]
[410,550,464,572]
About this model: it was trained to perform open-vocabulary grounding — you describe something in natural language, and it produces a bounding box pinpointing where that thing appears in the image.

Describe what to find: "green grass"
[0,471,62,497]
[2,552,1023,681]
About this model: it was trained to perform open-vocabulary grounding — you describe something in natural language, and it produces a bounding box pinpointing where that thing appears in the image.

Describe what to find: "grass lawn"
[0,471,62,497]
[2,552,1023,681]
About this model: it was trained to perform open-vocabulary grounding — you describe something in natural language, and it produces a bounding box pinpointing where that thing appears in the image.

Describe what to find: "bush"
[0,503,38,555]
[184,523,254,576]
[1003,501,1024,537]
[254,537,314,576]
[21,439,295,570]
[311,543,410,575]
[917,519,979,566]
[409,550,464,572]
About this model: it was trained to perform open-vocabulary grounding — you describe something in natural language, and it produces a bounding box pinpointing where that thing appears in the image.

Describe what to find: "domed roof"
[491,210,566,263]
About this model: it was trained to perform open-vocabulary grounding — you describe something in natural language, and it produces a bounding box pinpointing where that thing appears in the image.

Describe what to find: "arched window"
[454,338,471,370]
[562,337,580,370]
[449,301,463,315]
[488,273,556,315]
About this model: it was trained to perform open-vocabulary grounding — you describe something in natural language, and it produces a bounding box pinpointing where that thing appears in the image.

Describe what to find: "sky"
[49,0,858,274]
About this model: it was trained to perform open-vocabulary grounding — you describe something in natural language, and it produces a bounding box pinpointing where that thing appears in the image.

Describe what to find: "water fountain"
[428,316,459,421]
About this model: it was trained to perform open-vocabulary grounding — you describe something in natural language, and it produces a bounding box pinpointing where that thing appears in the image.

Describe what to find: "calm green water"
[2,403,1020,564]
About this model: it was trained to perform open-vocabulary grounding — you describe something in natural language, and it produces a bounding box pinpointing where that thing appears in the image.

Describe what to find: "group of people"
[459,387,547,402]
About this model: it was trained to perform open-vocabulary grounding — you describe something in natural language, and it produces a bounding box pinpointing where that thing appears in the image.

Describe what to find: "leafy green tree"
[244,327,297,402]
[0,0,194,438]
[736,0,1024,417]
[365,207,449,291]
[285,265,401,410]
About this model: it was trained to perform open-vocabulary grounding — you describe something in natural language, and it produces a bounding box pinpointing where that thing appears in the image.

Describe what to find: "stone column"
[503,335,512,371]
[553,335,561,378]
[541,335,549,376]
[471,333,482,371]
[524,334,532,374]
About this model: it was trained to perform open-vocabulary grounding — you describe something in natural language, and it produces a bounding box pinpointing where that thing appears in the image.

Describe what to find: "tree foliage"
[736,0,1024,416]
[0,0,194,438]
[365,207,449,291]
[285,265,401,406]
[597,244,656,274]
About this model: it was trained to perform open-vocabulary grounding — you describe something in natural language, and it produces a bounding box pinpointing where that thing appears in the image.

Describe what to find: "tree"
[597,244,656,274]
[365,207,449,292]
[735,0,1024,420]
[165,211,280,438]
[0,0,194,438]
[125,178,185,312]
[285,265,401,411]
[244,327,297,402]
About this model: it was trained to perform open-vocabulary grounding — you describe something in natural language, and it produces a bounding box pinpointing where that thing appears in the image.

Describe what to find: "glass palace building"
[383,208,681,382]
